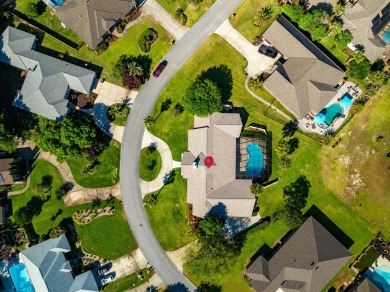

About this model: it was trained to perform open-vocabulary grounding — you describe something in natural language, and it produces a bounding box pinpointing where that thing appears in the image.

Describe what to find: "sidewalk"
[142,0,189,41]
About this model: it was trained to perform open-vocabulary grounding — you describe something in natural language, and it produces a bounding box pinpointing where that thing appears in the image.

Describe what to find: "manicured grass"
[75,202,137,259]
[320,32,350,64]
[15,0,82,45]
[107,103,130,126]
[353,247,380,272]
[36,16,172,85]
[145,169,195,251]
[139,147,162,182]
[322,83,390,240]
[156,0,216,27]
[9,160,91,235]
[148,34,375,289]
[148,34,289,161]
[230,0,281,42]
[105,268,154,292]
[67,139,120,188]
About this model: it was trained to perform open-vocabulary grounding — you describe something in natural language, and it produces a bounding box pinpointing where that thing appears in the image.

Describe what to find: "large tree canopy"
[34,112,99,161]
[182,78,223,117]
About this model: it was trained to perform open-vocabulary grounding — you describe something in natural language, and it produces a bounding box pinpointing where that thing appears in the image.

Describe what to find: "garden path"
[142,0,189,41]
[215,19,276,77]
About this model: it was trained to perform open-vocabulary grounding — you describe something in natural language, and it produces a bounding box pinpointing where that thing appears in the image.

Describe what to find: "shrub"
[25,2,38,18]
[280,155,292,168]
[311,24,328,41]
[138,28,158,53]
[349,59,370,80]
[116,21,127,33]
[335,30,353,50]
[173,103,184,116]
[175,8,187,25]
[95,42,108,55]
[281,4,304,23]
[298,13,313,30]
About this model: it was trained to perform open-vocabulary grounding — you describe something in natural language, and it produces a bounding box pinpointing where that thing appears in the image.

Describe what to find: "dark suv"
[258,44,278,58]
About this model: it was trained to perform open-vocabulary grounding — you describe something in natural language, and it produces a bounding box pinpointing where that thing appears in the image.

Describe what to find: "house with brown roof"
[261,15,345,118]
[0,157,24,185]
[55,0,136,48]
[342,0,390,61]
[246,216,352,292]
[181,113,256,218]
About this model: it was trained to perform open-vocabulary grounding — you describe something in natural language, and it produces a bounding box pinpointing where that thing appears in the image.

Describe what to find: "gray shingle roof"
[246,217,352,292]
[0,27,96,120]
[20,235,98,292]
[342,0,389,61]
[262,16,344,118]
[55,0,136,48]
[181,113,255,218]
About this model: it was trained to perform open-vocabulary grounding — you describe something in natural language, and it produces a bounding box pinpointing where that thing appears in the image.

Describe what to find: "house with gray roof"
[181,113,255,218]
[55,0,136,48]
[261,15,345,118]
[20,234,98,292]
[0,26,96,121]
[246,216,352,292]
[342,0,390,61]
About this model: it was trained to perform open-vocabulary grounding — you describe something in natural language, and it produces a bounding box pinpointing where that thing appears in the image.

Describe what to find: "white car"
[97,267,108,276]
[101,275,113,285]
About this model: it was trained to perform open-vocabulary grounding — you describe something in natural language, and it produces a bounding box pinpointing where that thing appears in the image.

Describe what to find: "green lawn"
[156,0,216,27]
[147,34,376,289]
[15,0,82,45]
[322,83,390,240]
[230,0,281,42]
[145,169,195,251]
[107,103,130,126]
[75,202,137,260]
[139,147,162,182]
[35,16,172,85]
[10,160,91,235]
[66,139,120,188]
[319,32,350,64]
[105,269,154,292]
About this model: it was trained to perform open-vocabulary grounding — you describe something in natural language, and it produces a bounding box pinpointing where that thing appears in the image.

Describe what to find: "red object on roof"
[204,156,214,168]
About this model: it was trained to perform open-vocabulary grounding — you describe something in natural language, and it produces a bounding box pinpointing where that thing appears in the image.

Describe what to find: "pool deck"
[298,81,363,135]
[370,256,390,271]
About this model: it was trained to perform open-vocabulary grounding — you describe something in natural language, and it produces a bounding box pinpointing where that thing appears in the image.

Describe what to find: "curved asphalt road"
[120,0,243,290]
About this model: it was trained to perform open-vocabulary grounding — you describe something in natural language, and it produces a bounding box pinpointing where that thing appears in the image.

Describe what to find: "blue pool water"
[245,143,263,176]
[50,0,63,6]
[340,92,353,109]
[9,263,34,292]
[319,103,343,126]
[366,266,390,292]
[383,28,390,45]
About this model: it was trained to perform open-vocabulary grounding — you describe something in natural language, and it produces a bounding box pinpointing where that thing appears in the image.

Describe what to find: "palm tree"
[248,77,263,91]
[126,61,143,76]
[346,50,366,64]
[253,6,273,27]
[334,4,345,17]
[329,21,343,35]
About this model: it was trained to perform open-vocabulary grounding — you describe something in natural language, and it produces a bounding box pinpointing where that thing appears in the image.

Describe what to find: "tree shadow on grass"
[198,65,233,104]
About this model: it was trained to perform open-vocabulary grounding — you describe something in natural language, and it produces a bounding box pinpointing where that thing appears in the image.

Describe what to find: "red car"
[153,61,167,78]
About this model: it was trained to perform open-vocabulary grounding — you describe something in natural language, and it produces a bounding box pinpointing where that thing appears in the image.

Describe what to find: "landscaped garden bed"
[73,206,116,224]
[107,103,130,126]
[139,146,162,182]
[68,91,98,109]
[138,28,158,53]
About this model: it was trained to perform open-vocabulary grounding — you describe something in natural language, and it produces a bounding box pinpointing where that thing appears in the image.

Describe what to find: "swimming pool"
[50,0,63,6]
[316,103,343,126]
[340,92,353,109]
[245,143,263,176]
[9,263,34,292]
[383,27,390,45]
[366,265,390,292]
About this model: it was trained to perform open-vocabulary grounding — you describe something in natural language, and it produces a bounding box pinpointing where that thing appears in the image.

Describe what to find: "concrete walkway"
[92,81,138,142]
[140,128,181,197]
[215,19,276,77]
[142,0,189,41]
[244,76,292,121]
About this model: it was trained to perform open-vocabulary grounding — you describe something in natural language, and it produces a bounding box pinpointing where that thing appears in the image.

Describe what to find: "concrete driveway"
[142,0,189,41]
[215,19,277,77]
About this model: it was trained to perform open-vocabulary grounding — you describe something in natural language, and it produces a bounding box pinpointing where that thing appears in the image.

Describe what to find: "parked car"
[101,275,113,285]
[153,60,167,78]
[97,267,108,276]
[258,44,278,58]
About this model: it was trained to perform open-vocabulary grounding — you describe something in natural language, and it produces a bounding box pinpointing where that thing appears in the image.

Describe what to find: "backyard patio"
[298,81,363,135]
